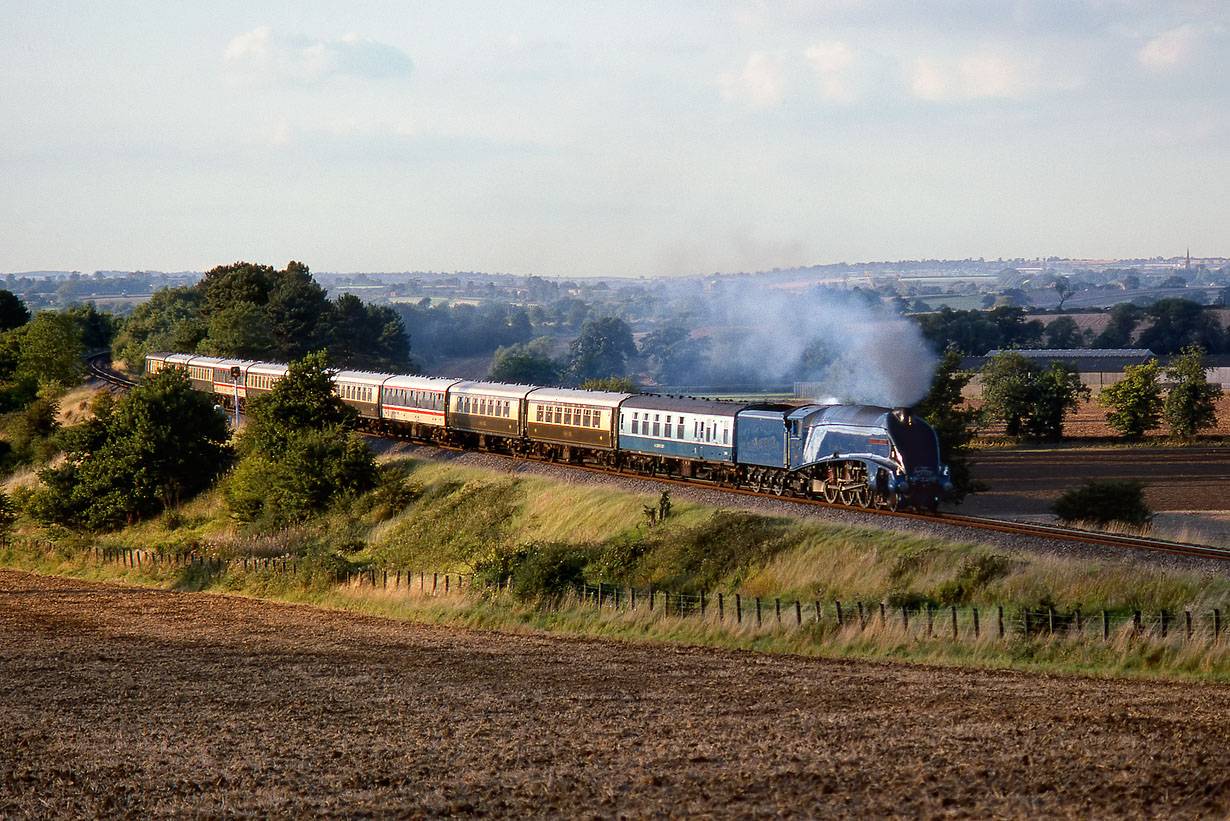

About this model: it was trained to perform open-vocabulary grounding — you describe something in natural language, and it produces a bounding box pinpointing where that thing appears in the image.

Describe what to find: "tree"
[1022,362,1089,441]
[1098,359,1162,438]
[241,351,357,456]
[1092,302,1141,349]
[979,352,1035,438]
[264,261,331,360]
[1137,299,1225,355]
[28,367,232,530]
[16,312,85,390]
[489,340,561,384]
[639,326,708,385]
[913,349,981,501]
[197,302,275,359]
[110,286,206,365]
[568,317,637,382]
[1053,277,1074,309]
[226,351,376,525]
[1043,316,1083,349]
[980,352,1089,441]
[0,289,30,331]
[1164,345,1222,440]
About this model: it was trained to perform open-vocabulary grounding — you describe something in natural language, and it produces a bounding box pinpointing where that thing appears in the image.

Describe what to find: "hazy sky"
[3,1,1227,277]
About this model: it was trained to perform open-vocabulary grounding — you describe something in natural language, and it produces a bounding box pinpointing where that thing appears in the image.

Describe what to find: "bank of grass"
[4,457,1230,681]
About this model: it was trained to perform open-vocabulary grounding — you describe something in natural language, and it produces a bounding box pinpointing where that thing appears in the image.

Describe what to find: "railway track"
[91,357,1230,564]
[86,351,138,390]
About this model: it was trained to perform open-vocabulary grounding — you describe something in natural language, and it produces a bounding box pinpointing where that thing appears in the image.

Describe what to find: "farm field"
[3,569,1230,818]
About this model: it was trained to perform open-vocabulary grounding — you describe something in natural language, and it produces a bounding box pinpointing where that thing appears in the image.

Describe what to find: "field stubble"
[3,569,1230,819]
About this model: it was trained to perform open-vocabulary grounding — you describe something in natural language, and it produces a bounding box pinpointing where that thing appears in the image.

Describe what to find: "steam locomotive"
[145,353,951,512]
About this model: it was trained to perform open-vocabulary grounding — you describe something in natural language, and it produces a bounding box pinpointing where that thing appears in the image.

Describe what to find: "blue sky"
[2,1,1227,277]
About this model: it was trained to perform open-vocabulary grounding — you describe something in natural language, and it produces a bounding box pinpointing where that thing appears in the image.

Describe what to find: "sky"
[2,1,1228,278]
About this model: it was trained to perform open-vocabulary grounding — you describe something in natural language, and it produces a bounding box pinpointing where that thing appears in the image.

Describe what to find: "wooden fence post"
[1160,610,1168,638]
[717,592,723,620]
[775,599,781,625]
[926,604,933,637]
[1133,611,1142,637]
[1048,607,1055,634]
[998,606,1005,639]
[972,607,979,638]
[735,593,742,624]
[902,606,908,632]
[951,606,958,639]
[814,601,821,623]
[879,602,886,626]
[1215,609,1221,643]
[795,600,802,627]
[755,597,761,627]
[1186,610,1192,640]
[1103,609,1109,640]
[835,601,843,627]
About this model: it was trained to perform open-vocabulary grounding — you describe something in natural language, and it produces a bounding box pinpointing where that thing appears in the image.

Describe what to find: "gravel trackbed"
[2,569,1228,819]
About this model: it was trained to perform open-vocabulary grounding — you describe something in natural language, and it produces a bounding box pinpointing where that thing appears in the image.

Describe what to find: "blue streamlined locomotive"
[145,353,951,512]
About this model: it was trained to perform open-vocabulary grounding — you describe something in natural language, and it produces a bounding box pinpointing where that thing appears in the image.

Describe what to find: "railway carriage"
[379,374,462,436]
[447,381,534,443]
[244,361,288,401]
[333,370,395,420]
[204,358,257,407]
[524,386,631,462]
[617,395,744,480]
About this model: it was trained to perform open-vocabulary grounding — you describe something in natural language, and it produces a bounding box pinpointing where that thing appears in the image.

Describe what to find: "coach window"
[677,418,685,439]
[653,414,661,437]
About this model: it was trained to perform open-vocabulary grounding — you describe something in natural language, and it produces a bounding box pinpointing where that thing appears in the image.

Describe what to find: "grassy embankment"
[4,448,1230,681]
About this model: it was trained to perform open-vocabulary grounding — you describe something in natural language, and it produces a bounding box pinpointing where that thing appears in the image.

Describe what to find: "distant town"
[6,254,1228,316]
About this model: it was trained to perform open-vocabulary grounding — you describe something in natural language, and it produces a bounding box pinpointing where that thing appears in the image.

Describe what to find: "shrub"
[1050,480,1153,527]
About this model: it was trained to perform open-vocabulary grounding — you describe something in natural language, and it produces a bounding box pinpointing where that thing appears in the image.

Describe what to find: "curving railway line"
[89,355,1230,564]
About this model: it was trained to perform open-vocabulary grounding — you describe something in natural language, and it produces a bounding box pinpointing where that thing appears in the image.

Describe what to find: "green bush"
[1050,480,1153,527]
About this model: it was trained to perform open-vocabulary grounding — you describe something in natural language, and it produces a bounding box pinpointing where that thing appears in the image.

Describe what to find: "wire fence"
[75,544,1230,647]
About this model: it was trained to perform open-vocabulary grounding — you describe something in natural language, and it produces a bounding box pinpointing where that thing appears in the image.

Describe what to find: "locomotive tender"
[145,353,951,511]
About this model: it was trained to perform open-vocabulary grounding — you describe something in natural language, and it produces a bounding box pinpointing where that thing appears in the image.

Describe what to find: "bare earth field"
[3,569,1230,818]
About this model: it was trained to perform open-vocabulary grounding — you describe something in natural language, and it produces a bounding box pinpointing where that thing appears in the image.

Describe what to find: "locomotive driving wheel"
[822,482,839,503]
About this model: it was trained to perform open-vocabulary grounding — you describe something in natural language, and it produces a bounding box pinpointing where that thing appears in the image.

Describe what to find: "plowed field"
[3,570,1229,818]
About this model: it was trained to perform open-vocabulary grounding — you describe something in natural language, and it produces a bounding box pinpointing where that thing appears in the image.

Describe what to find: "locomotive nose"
[892,407,912,424]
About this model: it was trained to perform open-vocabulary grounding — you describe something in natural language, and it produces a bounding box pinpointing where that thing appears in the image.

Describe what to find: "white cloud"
[1137,23,1207,71]
[718,51,788,106]
[910,49,1045,102]
[224,27,413,85]
[804,41,860,103]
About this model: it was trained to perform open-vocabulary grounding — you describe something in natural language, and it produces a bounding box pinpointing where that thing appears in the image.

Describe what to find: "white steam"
[682,281,937,407]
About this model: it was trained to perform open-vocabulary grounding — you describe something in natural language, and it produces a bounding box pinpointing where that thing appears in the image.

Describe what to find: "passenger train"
[145,352,951,512]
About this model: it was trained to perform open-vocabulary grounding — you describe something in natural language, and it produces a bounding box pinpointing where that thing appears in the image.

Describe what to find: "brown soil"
[4,569,1230,818]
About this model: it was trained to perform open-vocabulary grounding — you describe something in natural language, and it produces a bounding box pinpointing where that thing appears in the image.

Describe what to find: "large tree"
[28,368,232,530]
[980,352,1089,441]
[1137,299,1225,355]
[568,317,637,382]
[225,351,375,525]
[1164,345,1222,440]
[1098,359,1163,438]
